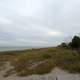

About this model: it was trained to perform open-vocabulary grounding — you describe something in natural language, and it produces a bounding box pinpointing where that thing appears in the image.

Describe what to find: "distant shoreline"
[0,46,55,52]
[0,47,31,52]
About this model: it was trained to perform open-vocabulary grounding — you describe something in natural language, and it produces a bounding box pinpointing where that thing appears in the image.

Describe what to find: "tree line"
[60,35,80,48]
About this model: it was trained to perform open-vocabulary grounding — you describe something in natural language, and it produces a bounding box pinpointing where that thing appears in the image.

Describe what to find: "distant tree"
[59,35,80,49]
[70,36,80,48]
[59,42,68,48]
[68,42,72,48]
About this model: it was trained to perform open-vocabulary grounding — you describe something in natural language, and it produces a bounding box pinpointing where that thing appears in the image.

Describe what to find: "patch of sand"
[0,67,80,80]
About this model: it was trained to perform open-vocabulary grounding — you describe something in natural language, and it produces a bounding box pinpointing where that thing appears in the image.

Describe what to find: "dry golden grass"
[0,47,80,76]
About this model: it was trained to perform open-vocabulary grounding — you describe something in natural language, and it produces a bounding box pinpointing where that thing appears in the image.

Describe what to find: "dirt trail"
[0,62,80,80]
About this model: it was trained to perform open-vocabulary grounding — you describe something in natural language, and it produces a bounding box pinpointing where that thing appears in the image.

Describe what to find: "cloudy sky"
[0,0,80,47]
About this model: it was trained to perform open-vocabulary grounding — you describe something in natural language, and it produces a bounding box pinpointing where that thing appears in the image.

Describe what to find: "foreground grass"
[0,47,80,77]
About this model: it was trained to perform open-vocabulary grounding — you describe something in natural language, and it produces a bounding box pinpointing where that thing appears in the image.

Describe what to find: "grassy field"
[0,47,80,77]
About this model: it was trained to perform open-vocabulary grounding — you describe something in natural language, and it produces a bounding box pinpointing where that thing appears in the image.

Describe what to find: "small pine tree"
[71,36,80,48]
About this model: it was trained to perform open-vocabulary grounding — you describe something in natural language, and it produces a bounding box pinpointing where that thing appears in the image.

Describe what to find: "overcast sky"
[0,0,80,47]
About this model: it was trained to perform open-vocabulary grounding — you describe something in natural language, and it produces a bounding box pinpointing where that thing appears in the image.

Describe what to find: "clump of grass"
[33,60,55,75]
[42,54,52,59]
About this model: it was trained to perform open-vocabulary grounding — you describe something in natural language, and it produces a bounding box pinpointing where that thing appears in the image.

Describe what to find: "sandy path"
[0,67,80,80]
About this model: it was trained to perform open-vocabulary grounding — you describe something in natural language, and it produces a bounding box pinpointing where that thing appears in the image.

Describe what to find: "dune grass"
[0,47,80,76]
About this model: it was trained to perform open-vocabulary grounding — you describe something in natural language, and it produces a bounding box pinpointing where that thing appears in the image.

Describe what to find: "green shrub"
[70,36,80,48]
[42,54,52,59]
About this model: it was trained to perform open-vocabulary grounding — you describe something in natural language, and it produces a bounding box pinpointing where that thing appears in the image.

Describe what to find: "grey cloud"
[0,0,80,47]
